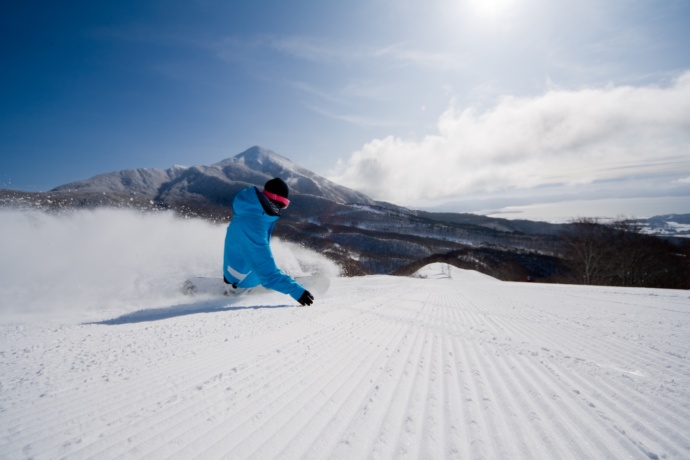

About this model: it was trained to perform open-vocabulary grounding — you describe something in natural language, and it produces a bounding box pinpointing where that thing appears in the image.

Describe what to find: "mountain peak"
[213,146,294,170]
[236,145,283,160]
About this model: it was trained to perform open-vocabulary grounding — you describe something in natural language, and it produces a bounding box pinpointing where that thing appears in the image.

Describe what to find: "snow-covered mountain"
[50,165,186,196]
[1,146,687,283]
[638,213,690,238]
[52,146,378,208]
[0,146,571,279]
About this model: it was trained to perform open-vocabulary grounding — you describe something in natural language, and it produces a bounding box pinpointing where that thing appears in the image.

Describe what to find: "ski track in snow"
[1,268,690,459]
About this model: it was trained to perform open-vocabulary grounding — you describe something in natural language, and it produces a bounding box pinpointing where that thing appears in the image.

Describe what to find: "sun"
[468,0,515,17]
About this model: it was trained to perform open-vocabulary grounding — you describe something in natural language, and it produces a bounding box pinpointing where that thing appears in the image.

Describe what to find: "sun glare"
[468,0,514,17]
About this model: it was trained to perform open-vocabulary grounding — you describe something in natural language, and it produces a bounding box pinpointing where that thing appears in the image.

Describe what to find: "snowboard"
[182,273,331,298]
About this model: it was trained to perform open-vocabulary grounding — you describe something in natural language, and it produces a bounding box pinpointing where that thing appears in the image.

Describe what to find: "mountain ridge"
[36,145,690,239]
[2,146,688,284]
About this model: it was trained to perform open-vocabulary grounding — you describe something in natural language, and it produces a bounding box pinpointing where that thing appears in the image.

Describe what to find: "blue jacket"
[223,187,305,301]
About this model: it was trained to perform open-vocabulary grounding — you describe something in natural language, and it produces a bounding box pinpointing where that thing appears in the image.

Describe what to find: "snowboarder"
[223,178,314,306]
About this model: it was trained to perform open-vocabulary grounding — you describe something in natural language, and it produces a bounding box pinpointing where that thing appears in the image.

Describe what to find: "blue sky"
[2,0,690,220]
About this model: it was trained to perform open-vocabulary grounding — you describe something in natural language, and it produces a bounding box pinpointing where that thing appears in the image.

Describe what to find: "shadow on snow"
[88,299,292,325]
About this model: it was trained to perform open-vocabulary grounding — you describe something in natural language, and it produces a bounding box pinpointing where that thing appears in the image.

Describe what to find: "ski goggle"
[263,190,290,209]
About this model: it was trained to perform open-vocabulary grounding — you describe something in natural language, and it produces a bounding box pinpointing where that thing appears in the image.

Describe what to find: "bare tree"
[561,216,690,289]
[607,218,651,286]
[561,217,613,285]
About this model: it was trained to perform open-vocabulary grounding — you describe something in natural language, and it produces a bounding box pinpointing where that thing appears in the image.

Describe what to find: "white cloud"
[329,72,690,206]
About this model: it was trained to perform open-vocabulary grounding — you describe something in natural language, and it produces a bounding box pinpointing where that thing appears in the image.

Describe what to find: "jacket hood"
[232,187,280,223]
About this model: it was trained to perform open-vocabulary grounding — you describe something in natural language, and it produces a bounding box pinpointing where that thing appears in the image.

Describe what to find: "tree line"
[561,217,690,289]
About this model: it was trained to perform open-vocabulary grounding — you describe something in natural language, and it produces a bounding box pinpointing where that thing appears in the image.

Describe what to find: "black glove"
[298,290,314,306]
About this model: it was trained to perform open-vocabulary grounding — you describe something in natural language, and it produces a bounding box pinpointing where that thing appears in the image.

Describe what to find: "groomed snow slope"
[1,209,689,459]
[1,264,689,459]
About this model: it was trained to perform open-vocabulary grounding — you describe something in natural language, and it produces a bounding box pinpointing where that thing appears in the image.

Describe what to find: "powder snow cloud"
[329,72,690,207]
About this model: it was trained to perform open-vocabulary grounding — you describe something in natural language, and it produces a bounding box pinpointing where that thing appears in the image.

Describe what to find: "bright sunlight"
[467,0,515,17]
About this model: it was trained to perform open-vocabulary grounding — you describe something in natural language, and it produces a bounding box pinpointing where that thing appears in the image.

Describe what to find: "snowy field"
[1,209,690,459]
